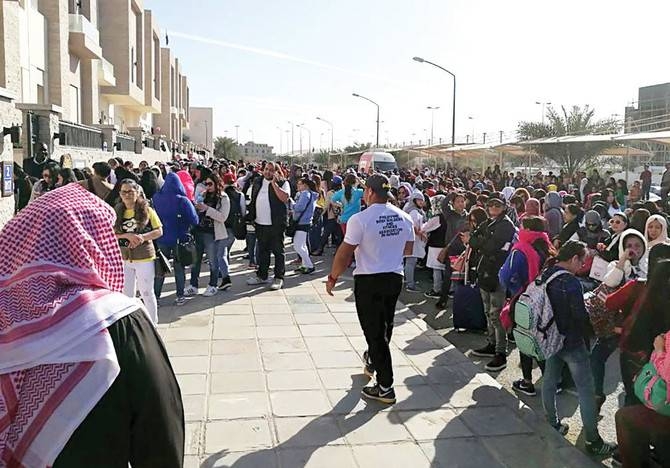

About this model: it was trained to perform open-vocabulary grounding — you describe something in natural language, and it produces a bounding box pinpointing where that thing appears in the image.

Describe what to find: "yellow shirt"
[121,207,162,262]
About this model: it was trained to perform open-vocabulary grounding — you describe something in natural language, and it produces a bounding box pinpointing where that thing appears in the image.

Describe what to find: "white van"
[358,151,398,174]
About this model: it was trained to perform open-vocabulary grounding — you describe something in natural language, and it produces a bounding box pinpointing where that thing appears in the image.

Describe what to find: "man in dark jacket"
[467,192,516,372]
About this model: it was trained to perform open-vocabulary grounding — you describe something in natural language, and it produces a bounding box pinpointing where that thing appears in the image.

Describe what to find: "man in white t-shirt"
[326,174,414,404]
[246,162,291,290]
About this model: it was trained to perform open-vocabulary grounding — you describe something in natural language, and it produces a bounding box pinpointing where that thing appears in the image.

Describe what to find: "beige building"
[188,106,213,152]
[237,141,275,160]
[0,0,210,228]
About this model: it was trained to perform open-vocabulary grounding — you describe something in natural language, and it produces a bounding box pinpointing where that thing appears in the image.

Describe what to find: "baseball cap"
[486,192,506,206]
[332,175,343,185]
[366,173,394,199]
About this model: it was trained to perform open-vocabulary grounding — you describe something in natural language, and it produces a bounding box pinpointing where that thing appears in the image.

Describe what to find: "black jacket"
[247,176,289,227]
[469,214,516,292]
[442,204,467,256]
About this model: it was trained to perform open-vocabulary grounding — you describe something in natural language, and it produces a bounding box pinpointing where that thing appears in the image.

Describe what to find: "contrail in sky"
[168,30,410,90]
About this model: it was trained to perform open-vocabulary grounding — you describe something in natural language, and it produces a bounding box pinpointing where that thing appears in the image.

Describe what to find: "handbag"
[437,230,465,264]
[584,283,620,338]
[286,193,313,238]
[175,234,197,266]
[589,255,610,282]
[154,247,172,278]
[634,361,670,416]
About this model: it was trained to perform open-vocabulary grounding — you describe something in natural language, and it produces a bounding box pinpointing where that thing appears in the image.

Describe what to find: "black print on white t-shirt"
[376,214,405,238]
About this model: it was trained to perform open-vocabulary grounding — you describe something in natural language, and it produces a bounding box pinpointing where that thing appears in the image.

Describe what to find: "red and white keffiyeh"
[0,184,139,467]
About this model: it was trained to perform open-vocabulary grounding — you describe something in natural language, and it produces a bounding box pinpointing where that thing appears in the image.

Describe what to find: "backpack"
[512,269,569,361]
[634,361,670,416]
[225,189,247,240]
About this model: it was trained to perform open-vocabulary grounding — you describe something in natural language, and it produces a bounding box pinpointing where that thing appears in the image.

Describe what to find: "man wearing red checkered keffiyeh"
[0,184,184,467]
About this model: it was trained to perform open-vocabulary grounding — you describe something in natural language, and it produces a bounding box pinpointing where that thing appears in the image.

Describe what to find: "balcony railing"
[69,14,100,43]
[116,133,136,152]
[58,120,103,149]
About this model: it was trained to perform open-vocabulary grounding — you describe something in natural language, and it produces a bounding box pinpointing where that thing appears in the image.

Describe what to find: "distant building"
[237,141,274,160]
[625,82,670,164]
[189,107,213,152]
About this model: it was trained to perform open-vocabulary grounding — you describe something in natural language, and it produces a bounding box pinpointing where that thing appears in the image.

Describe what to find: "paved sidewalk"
[157,249,601,468]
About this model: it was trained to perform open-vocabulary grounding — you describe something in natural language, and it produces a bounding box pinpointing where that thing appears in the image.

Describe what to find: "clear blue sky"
[145,0,670,151]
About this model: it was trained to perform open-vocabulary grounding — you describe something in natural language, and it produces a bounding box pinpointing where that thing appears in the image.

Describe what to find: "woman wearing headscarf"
[596,212,629,263]
[578,210,611,250]
[403,191,427,292]
[644,214,669,250]
[522,197,541,219]
[0,184,184,467]
[153,173,199,305]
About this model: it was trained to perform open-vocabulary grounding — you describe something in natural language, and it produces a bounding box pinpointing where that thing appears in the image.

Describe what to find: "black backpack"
[225,189,247,240]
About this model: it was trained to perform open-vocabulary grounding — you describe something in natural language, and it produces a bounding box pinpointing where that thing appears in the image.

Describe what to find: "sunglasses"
[609,219,624,225]
[120,189,136,195]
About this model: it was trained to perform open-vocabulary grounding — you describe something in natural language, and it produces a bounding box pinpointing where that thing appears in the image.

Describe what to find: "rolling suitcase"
[452,282,487,331]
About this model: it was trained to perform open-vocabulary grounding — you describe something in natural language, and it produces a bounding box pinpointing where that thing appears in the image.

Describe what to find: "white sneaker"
[183,285,198,296]
[202,285,218,297]
[247,276,270,286]
[270,278,284,290]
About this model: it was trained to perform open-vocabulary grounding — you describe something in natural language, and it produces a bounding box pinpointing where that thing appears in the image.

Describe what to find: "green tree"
[213,136,241,160]
[517,105,621,174]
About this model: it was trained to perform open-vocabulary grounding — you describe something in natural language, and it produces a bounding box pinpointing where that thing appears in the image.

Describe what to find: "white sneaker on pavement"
[183,285,198,296]
[202,285,218,297]
[270,278,284,290]
[246,276,270,286]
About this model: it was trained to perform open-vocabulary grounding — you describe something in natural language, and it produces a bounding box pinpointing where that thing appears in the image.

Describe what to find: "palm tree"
[213,136,241,160]
[517,105,621,174]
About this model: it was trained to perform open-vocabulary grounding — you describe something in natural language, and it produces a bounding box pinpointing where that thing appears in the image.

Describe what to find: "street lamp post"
[234,125,240,144]
[413,56,456,164]
[316,116,334,152]
[427,106,439,145]
[352,93,379,147]
[299,124,312,155]
[535,101,551,125]
[249,129,254,141]
[288,121,295,154]
[276,126,283,154]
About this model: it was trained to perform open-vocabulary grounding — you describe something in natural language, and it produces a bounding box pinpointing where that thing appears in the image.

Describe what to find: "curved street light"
[413,57,456,149]
[352,93,380,147]
[316,116,334,152]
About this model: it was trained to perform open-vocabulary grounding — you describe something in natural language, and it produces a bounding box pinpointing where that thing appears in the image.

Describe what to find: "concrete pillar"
[95,124,117,152]
[127,126,143,154]
[16,104,63,158]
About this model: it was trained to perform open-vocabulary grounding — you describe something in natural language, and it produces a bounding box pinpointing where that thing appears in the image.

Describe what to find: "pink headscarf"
[524,198,542,217]
[0,184,139,466]
[176,170,195,201]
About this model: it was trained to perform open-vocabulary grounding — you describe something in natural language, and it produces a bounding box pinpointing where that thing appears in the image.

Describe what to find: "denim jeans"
[218,228,236,278]
[309,214,323,252]
[542,343,600,442]
[480,287,507,354]
[589,334,619,397]
[404,257,418,288]
[154,244,186,298]
[432,268,444,293]
[246,232,257,265]
[191,230,218,288]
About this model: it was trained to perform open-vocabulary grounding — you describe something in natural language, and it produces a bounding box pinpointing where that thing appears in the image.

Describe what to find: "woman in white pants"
[292,177,318,274]
[114,179,163,323]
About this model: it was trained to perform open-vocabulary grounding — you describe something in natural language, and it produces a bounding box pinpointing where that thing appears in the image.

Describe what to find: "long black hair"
[343,174,356,202]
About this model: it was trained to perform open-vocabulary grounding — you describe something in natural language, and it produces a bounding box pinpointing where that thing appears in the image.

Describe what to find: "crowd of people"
[8,150,670,467]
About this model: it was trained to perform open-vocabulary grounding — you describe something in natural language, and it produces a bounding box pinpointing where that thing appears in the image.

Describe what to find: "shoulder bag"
[286,194,313,238]
[175,233,197,266]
